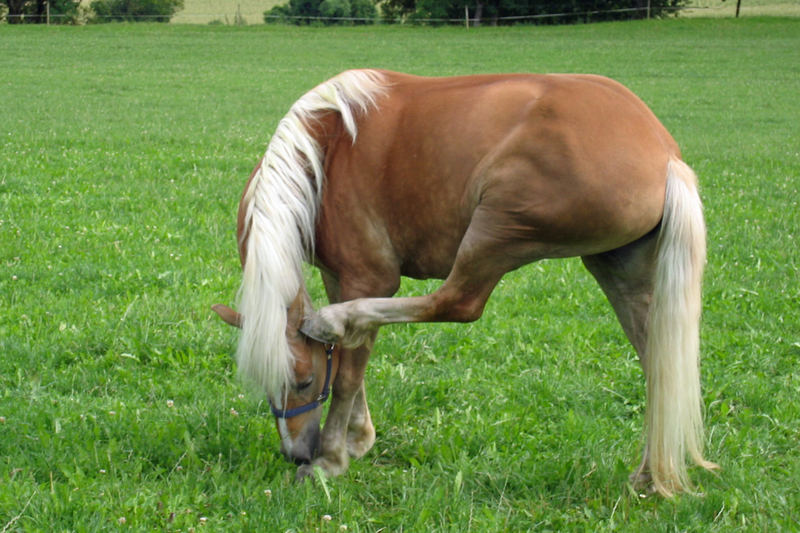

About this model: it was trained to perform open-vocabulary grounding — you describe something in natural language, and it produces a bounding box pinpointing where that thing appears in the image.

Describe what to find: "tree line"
[1,0,682,24]
[0,0,183,23]
[266,0,685,25]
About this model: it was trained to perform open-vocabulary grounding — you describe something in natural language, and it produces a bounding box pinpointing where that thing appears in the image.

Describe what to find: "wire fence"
[2,1,796,25]
[264,6,671,25]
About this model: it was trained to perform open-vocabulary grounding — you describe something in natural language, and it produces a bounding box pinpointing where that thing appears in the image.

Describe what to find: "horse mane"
[236,69,387,398]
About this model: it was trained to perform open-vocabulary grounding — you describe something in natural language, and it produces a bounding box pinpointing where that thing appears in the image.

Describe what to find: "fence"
[263,6,674,26]
[2,1,797,25]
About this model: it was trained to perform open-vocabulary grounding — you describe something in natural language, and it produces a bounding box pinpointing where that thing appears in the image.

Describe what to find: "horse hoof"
[295,464,316,483]
[629,469,654,494]
[300,311,342,344]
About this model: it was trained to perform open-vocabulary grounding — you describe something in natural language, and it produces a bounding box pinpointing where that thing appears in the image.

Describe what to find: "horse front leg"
[347,380,376,458]
[297,337,375,480]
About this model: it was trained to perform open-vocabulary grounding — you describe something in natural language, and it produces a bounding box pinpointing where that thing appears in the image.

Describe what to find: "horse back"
[315,71,680,284]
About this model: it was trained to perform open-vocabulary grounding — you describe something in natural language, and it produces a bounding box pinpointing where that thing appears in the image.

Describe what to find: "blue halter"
[270,344,334,419]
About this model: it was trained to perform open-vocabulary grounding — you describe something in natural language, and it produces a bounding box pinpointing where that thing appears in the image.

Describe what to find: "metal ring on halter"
[270,344,334,419]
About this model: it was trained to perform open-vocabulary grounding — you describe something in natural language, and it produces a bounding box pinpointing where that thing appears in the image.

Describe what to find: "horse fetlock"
[308,452,349,478]
[295,454,348,482]
[629,467,652,491]
[341,326,379,350]
[346,421,376,459]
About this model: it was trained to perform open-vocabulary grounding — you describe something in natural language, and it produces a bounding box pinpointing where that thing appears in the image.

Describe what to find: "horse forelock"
[236,69,387,397]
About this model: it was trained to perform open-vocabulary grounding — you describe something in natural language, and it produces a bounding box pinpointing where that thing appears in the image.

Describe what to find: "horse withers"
[212,69,716,496]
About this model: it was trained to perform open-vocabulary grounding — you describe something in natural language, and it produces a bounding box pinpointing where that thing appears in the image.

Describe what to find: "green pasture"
[1,18,799,531]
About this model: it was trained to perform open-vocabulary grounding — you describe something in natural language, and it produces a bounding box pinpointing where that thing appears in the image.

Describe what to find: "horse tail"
[643,158,717,496]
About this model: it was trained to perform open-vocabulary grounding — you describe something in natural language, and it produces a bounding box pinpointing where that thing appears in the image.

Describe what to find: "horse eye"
[296,377,313,391]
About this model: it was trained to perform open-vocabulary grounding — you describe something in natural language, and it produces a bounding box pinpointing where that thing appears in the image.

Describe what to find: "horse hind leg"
[301,203,552,348]
[582,227,659,366]
[582,228,659,490]
[584,161,717,496]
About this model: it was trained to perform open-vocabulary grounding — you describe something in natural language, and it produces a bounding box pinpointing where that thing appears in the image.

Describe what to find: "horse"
[212,69,717,497]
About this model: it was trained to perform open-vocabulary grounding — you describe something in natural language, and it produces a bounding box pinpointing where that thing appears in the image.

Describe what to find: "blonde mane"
[236,69,387,399]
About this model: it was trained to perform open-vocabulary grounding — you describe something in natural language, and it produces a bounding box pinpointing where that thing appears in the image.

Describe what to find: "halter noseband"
[270,344,334,419]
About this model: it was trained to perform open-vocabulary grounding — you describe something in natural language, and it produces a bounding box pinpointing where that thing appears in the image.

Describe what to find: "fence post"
[735,0,741,17]
[46,1,50,25]
[465,6,469,28]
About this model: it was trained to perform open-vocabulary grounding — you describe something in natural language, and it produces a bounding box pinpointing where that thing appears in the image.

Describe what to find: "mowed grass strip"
[1,19,799,531]
[172,0,284,24]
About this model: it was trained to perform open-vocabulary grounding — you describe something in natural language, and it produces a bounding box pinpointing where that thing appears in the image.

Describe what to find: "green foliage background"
[264,0,682,25]
[89,0,184,22]
[0,0,81,23]
[265,0,376,25]
[383,0,683,24]
[1,18,799,531]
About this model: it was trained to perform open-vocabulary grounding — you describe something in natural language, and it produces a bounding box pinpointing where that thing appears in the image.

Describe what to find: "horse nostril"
[291,454,312,466]
[309,433,320,459]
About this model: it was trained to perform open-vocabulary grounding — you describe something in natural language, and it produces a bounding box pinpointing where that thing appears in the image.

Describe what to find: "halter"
[270,344,334,419]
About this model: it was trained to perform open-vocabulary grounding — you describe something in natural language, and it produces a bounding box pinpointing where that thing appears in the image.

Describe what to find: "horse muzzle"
[279,417,321,465]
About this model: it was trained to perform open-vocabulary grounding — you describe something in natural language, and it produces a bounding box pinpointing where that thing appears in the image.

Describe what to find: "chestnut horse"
[212,69,716,496]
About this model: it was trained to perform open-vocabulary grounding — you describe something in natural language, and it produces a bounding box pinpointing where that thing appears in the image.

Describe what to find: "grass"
[1,18,799,531]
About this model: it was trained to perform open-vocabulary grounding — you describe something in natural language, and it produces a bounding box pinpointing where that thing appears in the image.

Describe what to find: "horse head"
[212,291,340,465]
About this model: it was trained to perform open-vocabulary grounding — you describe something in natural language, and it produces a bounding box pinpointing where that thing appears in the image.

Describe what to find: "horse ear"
[287,292,306,332]
[299,312,341,345]
[211,304,242,328]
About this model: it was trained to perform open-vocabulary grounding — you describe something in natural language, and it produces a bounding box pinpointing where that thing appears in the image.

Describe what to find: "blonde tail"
[642,158,717,496]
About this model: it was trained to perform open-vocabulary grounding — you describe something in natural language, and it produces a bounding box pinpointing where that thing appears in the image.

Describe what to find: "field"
[681,0,800,17]
[172,0,279,24]
[1,18,799,531]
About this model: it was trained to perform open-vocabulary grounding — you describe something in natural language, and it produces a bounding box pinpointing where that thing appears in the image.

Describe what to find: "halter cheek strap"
[270,344,334,419]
